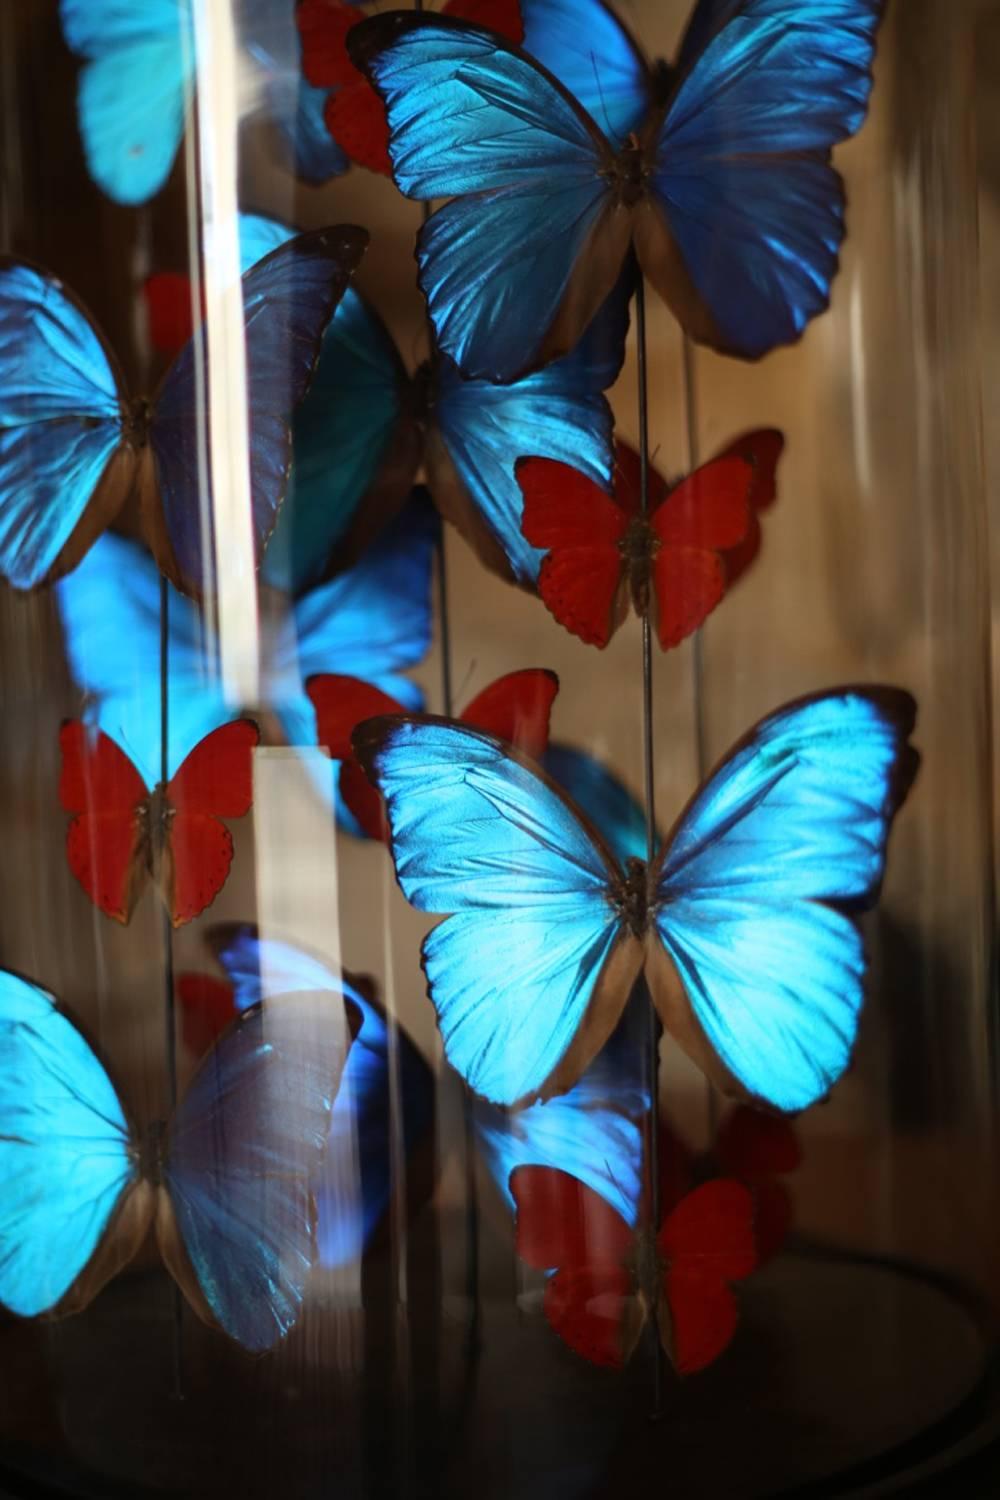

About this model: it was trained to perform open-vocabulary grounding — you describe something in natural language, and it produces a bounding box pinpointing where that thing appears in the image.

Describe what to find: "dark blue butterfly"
[201,925,435,1270]
[350,1,885,381]
[355,688,918,1111]
[0,969,359,1349]
[56,495,437,797]
[0,228,366,594]
[234,214,627,590]
[60,0,351,205]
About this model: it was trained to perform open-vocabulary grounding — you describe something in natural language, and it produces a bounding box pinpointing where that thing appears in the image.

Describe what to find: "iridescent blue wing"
[650,688,918,1111]
[674,0,746,71]
[263,287,411,595]
[60,0,193,206]
[475,993,647,1225]
[207,926,434,1269]
[239,0,348,182]
[0,261,127,590]
[238,211,297,274]
[642,0,885,358]
[353,718,642,1106]
[349,14,624,384]
[162,991,359,1351]
[543,743,650,868]
[519,0,651,148]
[0,973,140,1317]
[431,272,628,583]
[150,226,368,595]
[56,533,230,788]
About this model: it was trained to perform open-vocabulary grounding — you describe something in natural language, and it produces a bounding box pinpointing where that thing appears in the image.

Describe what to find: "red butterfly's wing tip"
[143,272,195,358]
[307,675,404,760]
[443,0,525,43]
[661,1267,740,1375]
[168,816,235,928]
[176,972,237,1056]
[167,720,260,821]
[651,548,726,650]
[719,428,785,515]
[325,82,393,175]
[297,0,361,87]
[544,1264,638,1370]
[339,758,389,843]
[461,669,559,759]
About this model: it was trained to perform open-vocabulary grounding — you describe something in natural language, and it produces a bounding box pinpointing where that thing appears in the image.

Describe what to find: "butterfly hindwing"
[353,717,642,1105]
[650,688,918,1110]
[0,973,142,1317]
[161,990,360,1349]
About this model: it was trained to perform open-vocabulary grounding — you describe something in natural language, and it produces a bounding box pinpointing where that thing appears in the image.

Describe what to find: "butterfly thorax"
[618,515,658,617]
[123,396,153,451]
[133,1118,168,1186]
[614,856,650,937]
[141,783,175,874]
[626,1224,664,1312]
[610,136,650,208]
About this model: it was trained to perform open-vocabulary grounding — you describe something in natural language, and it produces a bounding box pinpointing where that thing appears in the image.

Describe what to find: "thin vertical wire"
[159,576,183,1400]
[635,278,663,1419]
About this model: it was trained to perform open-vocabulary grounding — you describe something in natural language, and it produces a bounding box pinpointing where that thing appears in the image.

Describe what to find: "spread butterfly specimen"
[512,1161,756,1374]
[179,925,435,1270]
[60,0,351,205]
[350,0,885,381]
[0,228,367,594]
[0,970,359,1350]
[519,430,784,649]
[56,496,437,805]
[308,668,558,840]
[354,688,918,1110]
[59,719,259,927]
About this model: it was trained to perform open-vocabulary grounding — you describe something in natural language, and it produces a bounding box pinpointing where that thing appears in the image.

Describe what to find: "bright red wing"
[651,456,752,551]
[297,0,358,87]
[325,80,392,175]
[308,676,404,760]
[176,972,237,1056]
[715,429,785,586]
[518,456,627,552]
[167,813,236,928]
[166,721,259,819]
[538,548,627,648]
[658,1180,756,1375]
[461,669,558,759]
[444,0,524,41]
[651,547,726,650]
[59,723,148,924]
[511,1166,633,1273]
[143,272,196,358]
[544,1264,641,1371]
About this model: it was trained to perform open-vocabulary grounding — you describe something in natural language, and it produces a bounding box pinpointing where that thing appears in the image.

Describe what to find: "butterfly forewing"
[59,721,150,924]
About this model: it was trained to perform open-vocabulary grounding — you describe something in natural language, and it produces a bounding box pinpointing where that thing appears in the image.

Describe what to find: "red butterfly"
[511,1164,756,1374]
[143,272,200,358]
[59,721,259,927]
[715,1106,801,1265]
[297,0,524,175]
[307,668,557,841]
[176,970,239,1057]
[518,430,784,649]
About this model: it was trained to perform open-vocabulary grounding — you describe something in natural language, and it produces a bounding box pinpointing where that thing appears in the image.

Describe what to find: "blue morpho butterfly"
[194,925,436,1269]
[349,0,885,382]
[54,494,437,830]
[0,227,366,595]
[234,214,628,591]
[59,0,352,206]
[0,968,360,1350]
[354,688,919,1111]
